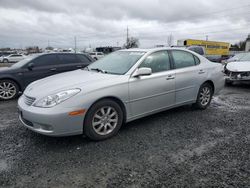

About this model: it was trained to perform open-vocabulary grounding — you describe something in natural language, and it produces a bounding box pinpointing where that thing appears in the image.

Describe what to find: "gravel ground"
[0,84,250,187]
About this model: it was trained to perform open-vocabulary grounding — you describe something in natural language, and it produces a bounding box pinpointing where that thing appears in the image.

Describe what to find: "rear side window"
[57,54,79,64]
[171,50,197,69]
[139,51,171,73]
[33,54,58,67]
[76,54,91,63]
[189,47,204,55]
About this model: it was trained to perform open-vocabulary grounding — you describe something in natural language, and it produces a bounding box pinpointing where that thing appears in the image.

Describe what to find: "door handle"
[199,70,205,74]
[166,75,175,80]
[76,65,82,68]
[50,68,57,71]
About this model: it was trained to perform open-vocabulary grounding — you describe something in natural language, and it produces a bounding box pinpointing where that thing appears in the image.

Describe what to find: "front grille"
[24,95,36,106]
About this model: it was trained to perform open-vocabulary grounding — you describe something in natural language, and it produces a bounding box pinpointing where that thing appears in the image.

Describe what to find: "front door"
[21,54,60,88]
[129,50,175,118]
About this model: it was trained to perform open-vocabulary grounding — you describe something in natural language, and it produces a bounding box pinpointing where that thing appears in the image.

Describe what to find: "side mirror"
[27,63,34,70]
[133,67,152,77]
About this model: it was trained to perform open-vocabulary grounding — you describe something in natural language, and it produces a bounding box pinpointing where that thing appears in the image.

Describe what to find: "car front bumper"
[18,95,86,136]
[225,70,250,82]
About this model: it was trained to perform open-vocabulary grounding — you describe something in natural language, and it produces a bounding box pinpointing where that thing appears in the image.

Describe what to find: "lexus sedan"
[0,53,93,100]
[18,48,224,140]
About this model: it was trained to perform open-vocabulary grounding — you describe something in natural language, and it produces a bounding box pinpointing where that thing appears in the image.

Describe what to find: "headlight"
[34,89,81,108]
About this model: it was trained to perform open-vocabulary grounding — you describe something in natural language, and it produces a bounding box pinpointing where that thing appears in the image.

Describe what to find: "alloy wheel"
[199,87,211,106]
[92,106,118,136]
[0,81,17,100]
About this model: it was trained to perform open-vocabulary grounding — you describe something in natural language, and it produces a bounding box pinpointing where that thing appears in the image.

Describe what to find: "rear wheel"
[193,83,213,110]
[0,80,19,100]
[84,99,123,141]
[3,59,9,63]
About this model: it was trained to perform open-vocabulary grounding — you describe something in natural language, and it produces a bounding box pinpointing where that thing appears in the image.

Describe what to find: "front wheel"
[193,83,213,110]
[84,99,123,141]
[0,80,19,100]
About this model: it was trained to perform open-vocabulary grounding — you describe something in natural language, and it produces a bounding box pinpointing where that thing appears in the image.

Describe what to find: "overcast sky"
[0,0,250,49]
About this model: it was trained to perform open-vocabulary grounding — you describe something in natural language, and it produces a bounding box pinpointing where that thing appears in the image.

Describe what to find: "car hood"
[24,69,123,98]
[226,61,250,72]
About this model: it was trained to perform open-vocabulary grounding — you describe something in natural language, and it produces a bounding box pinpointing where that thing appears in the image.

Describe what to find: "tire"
[193,83,213,110]
[3,59,9,63]
[0,79,19,100]
[84,99,124,141]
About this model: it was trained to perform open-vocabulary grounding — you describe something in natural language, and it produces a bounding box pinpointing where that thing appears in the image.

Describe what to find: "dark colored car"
[0,53,93,100]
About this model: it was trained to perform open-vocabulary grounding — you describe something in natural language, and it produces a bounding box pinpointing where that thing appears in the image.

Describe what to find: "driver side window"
[139,51,171,73]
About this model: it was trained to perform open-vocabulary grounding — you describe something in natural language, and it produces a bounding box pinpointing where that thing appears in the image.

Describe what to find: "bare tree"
[124,37,140,49]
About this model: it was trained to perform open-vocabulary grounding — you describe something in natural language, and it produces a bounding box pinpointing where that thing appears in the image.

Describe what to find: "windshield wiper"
[90,68,107,73]
[83,66,90,71]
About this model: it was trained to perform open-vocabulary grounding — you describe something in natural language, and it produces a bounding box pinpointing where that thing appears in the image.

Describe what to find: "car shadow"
[25,104,194,149]
[226,82,250,90]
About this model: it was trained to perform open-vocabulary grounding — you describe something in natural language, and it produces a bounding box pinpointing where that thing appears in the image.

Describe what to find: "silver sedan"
[18,48,224,140]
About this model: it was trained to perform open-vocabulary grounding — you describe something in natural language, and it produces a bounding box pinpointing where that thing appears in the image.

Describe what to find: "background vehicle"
[224,53,250,85]
[89,52,105,60]
[1,54,26,63]
[0,53,93,100]
[18,48,224,140]
[178,39,231,63]
[225,52,250,63]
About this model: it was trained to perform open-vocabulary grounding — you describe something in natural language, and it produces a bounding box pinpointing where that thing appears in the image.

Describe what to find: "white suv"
[1,54,26,63]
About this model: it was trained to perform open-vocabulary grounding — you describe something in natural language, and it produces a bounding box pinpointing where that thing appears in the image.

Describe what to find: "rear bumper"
[18,95,86,136]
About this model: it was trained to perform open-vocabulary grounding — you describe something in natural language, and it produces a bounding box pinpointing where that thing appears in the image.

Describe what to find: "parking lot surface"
[0,85,250,187]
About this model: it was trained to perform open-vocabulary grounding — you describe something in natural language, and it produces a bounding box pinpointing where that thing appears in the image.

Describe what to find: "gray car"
[18,48,224,140]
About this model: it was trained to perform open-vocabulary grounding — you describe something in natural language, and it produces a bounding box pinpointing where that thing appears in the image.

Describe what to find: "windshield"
[11,54,38,68]
[87,51,145,75]
[240,53,250,61]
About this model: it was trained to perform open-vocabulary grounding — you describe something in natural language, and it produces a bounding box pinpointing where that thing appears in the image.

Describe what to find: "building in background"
[245,34,250,52]
[26,46,41,54]
[96,46,122,54]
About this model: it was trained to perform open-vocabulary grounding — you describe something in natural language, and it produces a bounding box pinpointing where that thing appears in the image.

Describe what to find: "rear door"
[170,50,207,105]
[21,54,60,87]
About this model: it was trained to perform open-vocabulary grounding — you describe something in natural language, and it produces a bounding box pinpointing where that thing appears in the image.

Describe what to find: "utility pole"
[126,26,129,48]
[74,36,77,53]
[206,35,208,41]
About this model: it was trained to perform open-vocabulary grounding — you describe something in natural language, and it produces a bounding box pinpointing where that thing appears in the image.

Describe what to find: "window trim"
[169,50,200,70]
[137,50,174,74]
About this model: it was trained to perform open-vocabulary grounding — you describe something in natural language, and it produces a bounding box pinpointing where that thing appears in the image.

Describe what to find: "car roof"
[119,47,192,53]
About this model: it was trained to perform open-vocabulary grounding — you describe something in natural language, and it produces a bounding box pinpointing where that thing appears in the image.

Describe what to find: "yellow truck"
[177,39,230,56]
